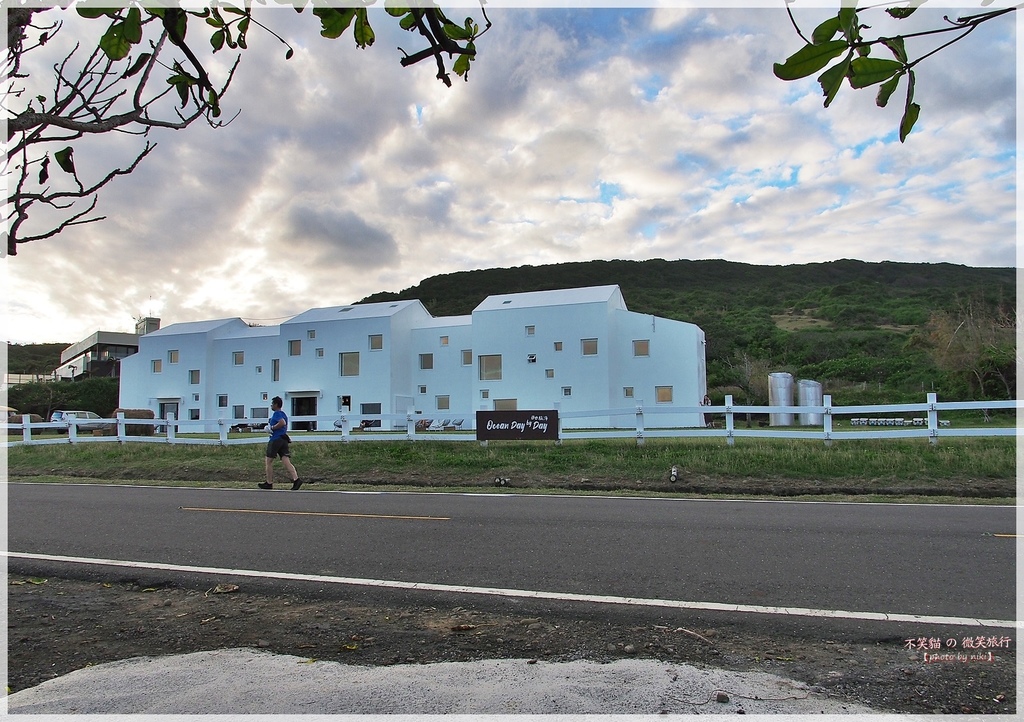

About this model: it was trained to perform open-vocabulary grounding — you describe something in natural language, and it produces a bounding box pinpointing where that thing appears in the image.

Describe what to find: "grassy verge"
[5,436,1016,503]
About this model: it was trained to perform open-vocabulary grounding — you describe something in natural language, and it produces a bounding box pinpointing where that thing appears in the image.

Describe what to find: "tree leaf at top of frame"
[773,40,849,81]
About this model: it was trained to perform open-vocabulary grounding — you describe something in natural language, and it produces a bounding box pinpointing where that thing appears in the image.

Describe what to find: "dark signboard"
[476,410,559,441]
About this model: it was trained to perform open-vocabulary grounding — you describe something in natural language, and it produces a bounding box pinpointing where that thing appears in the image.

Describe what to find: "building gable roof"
[474,285,626,313]
[284,299,429,325]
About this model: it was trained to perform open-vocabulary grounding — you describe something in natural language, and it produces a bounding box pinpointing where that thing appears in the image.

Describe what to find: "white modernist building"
[118,285,707,431]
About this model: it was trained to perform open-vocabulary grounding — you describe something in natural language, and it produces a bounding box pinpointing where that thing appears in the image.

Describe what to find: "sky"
[3,2,1017,345]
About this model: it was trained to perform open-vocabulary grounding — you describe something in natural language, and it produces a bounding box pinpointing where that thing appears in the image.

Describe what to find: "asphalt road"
[6,483,1017,624]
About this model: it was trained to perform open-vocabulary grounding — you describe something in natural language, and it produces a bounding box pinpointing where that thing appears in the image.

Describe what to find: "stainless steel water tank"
[797,379,823,425]
[768,372,794,426]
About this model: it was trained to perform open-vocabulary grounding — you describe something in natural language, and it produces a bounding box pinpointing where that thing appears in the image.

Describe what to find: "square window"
[562,386,572,397]
[545,368,554,379]
[633,339,650,357]
[440,335,449,346]
[340,352,360,376]
[420,353,434,370]
[307,329,316,340]
[252,406,269,418]
[479,354,501,381]
[624,387,634,398]
[525,325,535,336]
[581,338,598,356]
[255,365,263,374]
[288,340,301,356]
[193,394,199,402]
[461,349,472,365]
[481,389,489,399]
[189,369,200,384]
[553,341,563,352]
[261,392,269,401]
[217,394,228,408]
[168,350,179,364]
[369,334,383,350]
[233,351,244,365]
[315,347,324,358]
[419,385,427,394]
[527,354,537,363]
[436,395,450,411]
[233,405,245,419]
[151,359,162,373]
[656,386,674,403]
[189,409,200,421]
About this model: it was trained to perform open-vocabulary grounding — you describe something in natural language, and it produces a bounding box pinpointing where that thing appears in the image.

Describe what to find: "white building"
[118,285,707,430]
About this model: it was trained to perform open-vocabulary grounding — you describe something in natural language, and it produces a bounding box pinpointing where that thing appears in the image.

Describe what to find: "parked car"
[50,410,108,432]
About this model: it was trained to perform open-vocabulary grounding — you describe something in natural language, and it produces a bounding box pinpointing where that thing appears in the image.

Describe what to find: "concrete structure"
[119,286,706,430]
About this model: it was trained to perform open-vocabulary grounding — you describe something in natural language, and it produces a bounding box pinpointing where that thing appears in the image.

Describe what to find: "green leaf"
[443,21,472,41]
[99,22,133,61]
[76,7,118,20]
[875,72,902,108]
[211,30,225,51]
[222,4,246,16]
[238,17,250,35]
[817,54,851,108]
[453,41,475,79]
[121,52,152,79]
[849,57,903,88]
[400,13,418,31]
[237,33,247,50]
[386,7,411,17]
[206,16,224,28]
[314,8,356,39]
[38,155,49,184]
[54,147,75,175]
[353,9,375,48]
[209,89,221,118]
[811,16,841,45]
[838,7,858,39]
[123,7,143,44]
[899,102,921,142]
[881,36,908,63]
[773,40,848,81]
[887,7,918,20]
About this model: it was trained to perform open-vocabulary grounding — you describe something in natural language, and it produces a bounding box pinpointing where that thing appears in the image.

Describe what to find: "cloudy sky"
[4,2,1016,345]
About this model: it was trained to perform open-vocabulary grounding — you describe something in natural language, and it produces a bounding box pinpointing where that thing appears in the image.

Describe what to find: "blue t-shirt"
[268,410,288,440]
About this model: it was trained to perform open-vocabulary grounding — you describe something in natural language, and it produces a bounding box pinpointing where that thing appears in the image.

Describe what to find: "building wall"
[119,287,707,431]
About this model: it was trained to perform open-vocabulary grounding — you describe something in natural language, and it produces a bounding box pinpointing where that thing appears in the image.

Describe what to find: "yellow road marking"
[993,534,1017,538]
[180,507,449,521]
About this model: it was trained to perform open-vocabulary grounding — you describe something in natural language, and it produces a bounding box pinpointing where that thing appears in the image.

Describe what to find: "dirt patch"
[7,574,1015,714]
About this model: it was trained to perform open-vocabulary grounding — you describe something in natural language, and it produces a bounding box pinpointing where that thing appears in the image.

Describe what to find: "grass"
[5,436,1017,504]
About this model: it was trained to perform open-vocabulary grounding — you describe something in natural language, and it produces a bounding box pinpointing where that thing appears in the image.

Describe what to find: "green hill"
[362,258,1016,404]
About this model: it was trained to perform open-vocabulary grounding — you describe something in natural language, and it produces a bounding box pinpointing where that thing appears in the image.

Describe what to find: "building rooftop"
[284,299,429,325]
[474,285,626,313]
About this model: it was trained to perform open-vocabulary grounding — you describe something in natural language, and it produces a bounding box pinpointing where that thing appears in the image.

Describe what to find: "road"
[6,482,1017,626]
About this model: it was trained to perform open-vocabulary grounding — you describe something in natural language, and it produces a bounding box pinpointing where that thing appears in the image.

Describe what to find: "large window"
[419,353,434,370]
[189,369,200,384]
[479,354,502,380]
[494,398,517,411]
[461,349,472,365]
[288,339,301,356]
[340,352,360,376]
[369,334,383,350]
[656,386,674,403]
[233,405,245,419]
[581,338,598,356]
[633,339,650,357]
[168,349,179,364]
[436,395,450,411]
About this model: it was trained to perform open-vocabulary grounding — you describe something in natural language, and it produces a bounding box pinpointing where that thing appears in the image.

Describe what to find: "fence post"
[218,418,228,445]
[339,415,350,442]
[724,395,735,447]
[635,401,645,446]
[167,413,176,443]
[22,414,32,444]
[822,395,833,448]
[68,417,78,444]
[407,410,416,440]
[116,412,126,443]
[927,392,939,446]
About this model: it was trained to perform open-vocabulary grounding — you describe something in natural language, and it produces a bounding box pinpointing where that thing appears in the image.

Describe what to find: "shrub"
[111,408,156,436]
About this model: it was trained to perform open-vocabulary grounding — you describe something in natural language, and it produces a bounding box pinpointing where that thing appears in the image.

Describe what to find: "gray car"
[50,410,108,432]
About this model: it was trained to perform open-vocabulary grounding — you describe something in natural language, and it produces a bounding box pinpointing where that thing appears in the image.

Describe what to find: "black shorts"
[266,436,291,459]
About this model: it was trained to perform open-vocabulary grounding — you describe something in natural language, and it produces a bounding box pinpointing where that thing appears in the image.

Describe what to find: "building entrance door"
[291,396,318,431]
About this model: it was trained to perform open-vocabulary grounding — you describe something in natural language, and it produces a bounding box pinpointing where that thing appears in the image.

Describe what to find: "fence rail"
[3,393,1018,448]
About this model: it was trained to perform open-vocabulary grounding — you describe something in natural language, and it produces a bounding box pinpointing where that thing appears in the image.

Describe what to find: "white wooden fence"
[3,394,1017,448]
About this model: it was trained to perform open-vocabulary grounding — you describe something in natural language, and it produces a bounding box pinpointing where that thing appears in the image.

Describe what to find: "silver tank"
[797,379,823,425]
[768,372,794,426]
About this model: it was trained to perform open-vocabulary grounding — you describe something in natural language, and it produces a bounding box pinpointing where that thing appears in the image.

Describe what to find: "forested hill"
[362,258,1016,403]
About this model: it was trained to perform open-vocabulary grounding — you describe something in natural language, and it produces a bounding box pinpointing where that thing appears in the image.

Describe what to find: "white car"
[50,410,107,432]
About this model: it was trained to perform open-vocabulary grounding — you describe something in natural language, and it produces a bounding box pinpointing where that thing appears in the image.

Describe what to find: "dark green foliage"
[361,259,1015,402]
[7,378,119,418]
[7,343,68,374]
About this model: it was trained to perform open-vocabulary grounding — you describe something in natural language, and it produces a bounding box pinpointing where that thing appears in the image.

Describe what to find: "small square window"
[189,409,200,421]
[633,339,650,357]
[481,389,490,399]
[315,347,324,358]
[151,359,162,373]
[419,385,427,394]
[420,353,434,370]
[307,329,316,340]
[192,394,200,402]
[525,325,535,336]
[562,387,572,397]
[261,392,269,401]
[217,394,228,408]
[168,350,179,364]
[582,338,598,356]
[624,387,634,398]
[656,386,674,403]
[461,349,472,365]
[553,341,563,352]
[288,340,301,356]
[545,368,555,379]
[436,395,450,411]
[440,335,449,346]
[189,369,200,384]
[527,354,537,363]
[233,351,244,365]
[233,405,245,419]
[255,365,263,374]
[369,334,383,350]
[340,352,360,376]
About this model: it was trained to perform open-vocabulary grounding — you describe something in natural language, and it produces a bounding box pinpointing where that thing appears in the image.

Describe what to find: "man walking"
[259,396,302,490]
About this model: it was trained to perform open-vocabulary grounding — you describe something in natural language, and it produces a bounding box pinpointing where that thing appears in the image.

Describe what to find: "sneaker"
[291,478,303,491]
[258,482,273,490]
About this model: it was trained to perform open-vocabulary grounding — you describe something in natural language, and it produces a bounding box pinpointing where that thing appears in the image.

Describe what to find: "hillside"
[362,258,1016,403]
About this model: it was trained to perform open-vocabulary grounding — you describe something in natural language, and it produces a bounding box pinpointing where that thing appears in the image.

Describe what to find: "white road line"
[6,551,1018,629]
